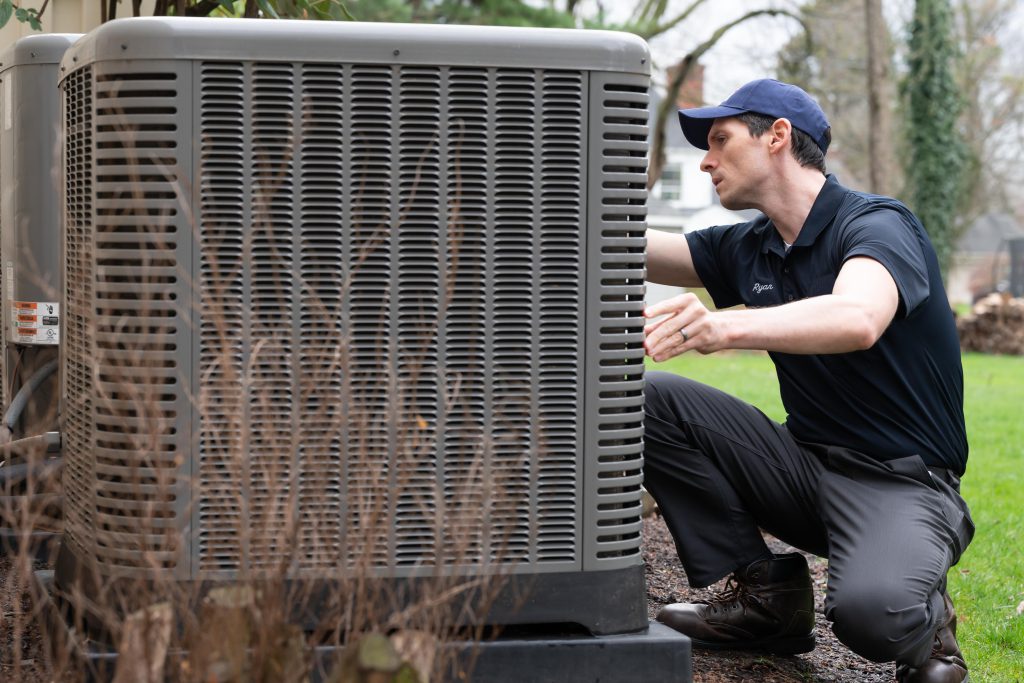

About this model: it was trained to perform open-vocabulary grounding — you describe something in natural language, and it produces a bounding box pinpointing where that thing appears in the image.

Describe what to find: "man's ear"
[767,118,793,155]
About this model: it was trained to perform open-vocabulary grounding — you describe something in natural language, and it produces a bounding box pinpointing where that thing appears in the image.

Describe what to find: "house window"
[660,164,682,201]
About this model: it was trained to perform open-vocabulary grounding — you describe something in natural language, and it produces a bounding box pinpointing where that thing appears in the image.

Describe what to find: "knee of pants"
[827,581,938,664]
[642,371,698,469]
[643,371,679,420]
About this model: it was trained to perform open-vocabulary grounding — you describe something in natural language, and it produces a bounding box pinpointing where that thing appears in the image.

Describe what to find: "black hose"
[0,431,61,458]
[0,457,63,488]
[3,358,58,431]
[0,432,62,487]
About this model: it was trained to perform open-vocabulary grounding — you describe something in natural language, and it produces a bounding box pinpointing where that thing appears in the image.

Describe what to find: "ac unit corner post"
[51,20,682,676]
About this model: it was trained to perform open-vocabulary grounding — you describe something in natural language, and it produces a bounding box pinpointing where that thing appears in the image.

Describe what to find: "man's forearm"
[645,229,702,288]
[715,294,886,354]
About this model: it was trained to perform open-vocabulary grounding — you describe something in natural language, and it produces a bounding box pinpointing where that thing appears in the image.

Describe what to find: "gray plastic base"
[437,622,692,683]
[54,541,650,637]
[36,569,691,682]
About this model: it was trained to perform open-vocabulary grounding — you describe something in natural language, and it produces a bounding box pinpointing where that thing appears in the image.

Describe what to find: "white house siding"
[0,0,156,52]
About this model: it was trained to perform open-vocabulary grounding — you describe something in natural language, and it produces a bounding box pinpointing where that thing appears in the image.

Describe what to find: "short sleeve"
[685,225,744,310]
[841,208,930,318]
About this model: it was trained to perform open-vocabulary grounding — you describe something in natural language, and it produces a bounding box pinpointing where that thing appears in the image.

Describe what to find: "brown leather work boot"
[896,592,970,683]
[656,552,815,655]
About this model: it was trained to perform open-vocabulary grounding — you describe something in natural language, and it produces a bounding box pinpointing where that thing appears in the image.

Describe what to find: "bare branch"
[641,0,711,40]
[635,0,671,28]
[186,0,221,16]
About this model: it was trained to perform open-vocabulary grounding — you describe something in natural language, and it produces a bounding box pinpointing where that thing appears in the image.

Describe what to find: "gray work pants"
[642,371,975,666]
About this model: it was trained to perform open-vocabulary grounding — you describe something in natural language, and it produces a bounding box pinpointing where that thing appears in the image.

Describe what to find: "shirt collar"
[759,174,844,255]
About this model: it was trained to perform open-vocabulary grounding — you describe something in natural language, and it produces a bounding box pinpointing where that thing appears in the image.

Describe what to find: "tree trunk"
[864,0,895,196]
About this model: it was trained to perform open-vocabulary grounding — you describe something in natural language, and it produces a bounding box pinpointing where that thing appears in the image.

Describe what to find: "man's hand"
[643,293,730,361]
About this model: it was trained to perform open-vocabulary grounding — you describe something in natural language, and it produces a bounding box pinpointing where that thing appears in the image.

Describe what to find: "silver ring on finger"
[679,327,689,343]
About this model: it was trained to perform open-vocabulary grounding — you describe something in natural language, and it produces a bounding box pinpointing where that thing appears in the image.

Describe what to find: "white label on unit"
[12,301,59,345]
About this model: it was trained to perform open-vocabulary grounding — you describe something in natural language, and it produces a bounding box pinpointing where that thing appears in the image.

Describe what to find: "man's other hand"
[643,293,730,361]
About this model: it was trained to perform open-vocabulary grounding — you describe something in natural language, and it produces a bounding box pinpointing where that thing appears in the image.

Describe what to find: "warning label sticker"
[11,301,59,345]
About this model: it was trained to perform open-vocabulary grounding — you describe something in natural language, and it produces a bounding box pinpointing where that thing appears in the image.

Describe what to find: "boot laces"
[703,576,755,615]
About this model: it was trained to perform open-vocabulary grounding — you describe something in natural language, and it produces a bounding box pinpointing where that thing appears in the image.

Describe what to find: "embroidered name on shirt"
[753,283,774,294]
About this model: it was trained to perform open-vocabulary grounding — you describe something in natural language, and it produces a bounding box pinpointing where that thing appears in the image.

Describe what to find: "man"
[642,79,974,683]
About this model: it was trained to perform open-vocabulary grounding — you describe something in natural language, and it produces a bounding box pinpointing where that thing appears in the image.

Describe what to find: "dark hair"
[737,112,828,174]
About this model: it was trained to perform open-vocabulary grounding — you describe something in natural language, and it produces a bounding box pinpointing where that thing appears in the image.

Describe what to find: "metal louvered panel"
[491,69,541,564]
[344,64,392,570]
[193,63,586,578]
[440,67,488,566]
[62,65,96,561]
[296,63,347,571]
[537,71,585,562]
[197,62,301,574]
[249,62,297,569]
[60,62,193,576]
[583,73,648,570]
[196,62,247,573]
[90,65,190,573]
[394,66,441,567]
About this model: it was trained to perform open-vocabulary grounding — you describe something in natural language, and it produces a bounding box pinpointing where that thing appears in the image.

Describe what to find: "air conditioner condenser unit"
[54,18,667,661]
[0,34,81,438]
[0,34,81,562]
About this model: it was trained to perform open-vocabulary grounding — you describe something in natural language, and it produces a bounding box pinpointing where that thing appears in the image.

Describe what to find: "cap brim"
[677,105,746,150]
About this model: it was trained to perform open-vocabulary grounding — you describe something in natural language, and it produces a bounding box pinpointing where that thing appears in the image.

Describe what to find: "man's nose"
[700,151,715,173]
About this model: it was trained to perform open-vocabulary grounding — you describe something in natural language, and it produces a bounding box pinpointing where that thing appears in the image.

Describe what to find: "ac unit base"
[36,569,691,682]
[433,621,692,683]
[54,540,648,638]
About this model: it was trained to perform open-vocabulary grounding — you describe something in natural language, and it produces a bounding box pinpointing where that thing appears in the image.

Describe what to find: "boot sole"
[689,634,816,656]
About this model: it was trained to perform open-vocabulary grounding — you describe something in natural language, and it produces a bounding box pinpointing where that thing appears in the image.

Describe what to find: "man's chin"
[718,194,751,211]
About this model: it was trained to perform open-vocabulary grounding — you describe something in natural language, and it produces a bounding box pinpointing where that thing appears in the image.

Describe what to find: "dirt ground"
[643,513,895,682]
[1,521,897,683]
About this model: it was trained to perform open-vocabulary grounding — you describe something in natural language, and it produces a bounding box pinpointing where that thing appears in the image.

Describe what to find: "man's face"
[699,117,771,210]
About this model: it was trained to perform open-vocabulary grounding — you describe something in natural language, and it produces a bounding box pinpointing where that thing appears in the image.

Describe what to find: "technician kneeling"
[643,79,973,683]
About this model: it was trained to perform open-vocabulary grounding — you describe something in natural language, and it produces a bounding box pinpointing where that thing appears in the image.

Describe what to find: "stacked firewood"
[957,293,1024,355]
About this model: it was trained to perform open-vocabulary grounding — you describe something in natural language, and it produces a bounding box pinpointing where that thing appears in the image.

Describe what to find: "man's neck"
[762,171,828,245]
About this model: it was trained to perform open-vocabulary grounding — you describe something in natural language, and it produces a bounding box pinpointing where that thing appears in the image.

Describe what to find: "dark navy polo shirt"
[685,175,968,474]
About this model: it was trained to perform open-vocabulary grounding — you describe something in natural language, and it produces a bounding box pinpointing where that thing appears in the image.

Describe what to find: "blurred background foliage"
[4,0,1021,276]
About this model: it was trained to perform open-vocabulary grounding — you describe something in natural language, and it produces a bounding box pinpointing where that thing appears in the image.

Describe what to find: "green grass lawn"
[648,351,1024,681]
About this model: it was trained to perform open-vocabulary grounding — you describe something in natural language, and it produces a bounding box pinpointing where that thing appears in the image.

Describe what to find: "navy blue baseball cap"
[678,79,831,153]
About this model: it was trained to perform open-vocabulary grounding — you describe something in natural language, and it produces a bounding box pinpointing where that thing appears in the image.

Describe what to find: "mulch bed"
[643,513,894,682]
